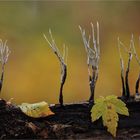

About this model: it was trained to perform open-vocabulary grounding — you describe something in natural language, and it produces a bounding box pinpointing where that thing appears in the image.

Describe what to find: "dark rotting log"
[48,101,91,129]
[0,98,140,139]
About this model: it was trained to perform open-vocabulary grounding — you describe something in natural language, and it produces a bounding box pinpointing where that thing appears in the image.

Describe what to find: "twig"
[79,22,100,103]
[0,40,10,92]
[43,31,68,107]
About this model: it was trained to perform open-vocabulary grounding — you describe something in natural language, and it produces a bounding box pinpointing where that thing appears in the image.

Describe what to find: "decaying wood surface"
[0,99,140,139]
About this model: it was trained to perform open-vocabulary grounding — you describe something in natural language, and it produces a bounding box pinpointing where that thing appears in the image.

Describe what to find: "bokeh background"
[0,1,140,104]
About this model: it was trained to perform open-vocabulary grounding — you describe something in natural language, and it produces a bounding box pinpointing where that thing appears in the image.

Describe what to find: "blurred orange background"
[0,1,140,104]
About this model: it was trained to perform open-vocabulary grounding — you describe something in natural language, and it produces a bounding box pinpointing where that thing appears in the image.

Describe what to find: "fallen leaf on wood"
[91,95,129,137]
[19,101,54,118]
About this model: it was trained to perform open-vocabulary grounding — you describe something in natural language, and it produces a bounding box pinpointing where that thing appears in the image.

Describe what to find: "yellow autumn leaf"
[91,102,105,121]
[91,95,129,137]
[108,98,129,116]
[105,95,118,100]
[95,96,105,104]
[102,103,118,137]
[19,101,54,118]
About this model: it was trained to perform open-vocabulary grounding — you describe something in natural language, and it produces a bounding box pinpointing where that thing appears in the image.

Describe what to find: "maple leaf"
[91,95,129,137]
[19,101,54,118]
[92,101,105,121]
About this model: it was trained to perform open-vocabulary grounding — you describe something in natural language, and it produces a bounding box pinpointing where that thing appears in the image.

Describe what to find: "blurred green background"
[0,1,140,104]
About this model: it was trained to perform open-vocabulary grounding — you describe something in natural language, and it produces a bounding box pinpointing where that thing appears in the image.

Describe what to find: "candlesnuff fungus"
[130,35,140,100]
[117,37,125,98]
[43,30,68,107]
[0,40,10,92]
[117,37,133,99]
[79,22,100,103]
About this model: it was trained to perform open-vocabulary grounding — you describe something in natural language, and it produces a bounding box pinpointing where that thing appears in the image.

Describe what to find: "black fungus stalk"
[135,74,140,94]
[0,66,4,92]
[89,66,98,102]
[89,75,95,102]
[59,65,67,106]
[121,71,126,97]
[125,52,132,98]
